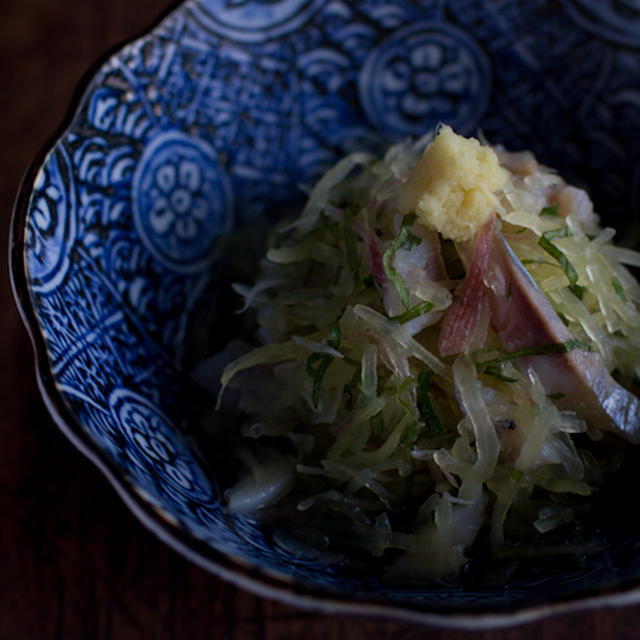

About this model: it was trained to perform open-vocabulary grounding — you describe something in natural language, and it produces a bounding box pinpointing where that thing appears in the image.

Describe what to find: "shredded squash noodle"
[212,126,640,580]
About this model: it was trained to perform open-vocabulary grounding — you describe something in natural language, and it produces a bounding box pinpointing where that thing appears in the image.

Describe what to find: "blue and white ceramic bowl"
[11,0,640,629]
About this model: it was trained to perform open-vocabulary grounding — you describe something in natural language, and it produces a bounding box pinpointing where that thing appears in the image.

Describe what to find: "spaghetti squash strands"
[208,126,640,580]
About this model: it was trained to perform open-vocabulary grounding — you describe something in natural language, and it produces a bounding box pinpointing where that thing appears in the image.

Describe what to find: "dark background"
[1,2,640,638]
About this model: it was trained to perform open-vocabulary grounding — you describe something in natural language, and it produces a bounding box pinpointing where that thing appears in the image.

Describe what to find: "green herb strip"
[382,214,421,310]
[482,365,517,383]
[538,228,583,299]
[398,376,414,395]
[344,369,360,397]
[328,320,342,349]
[306,353,334,408]
[511,467,523,483]
[540,205,558,217]
[396,376,415,423]
[477,338,593,370]
[569,284,585,299]
[305,315,346,408]
[370,411,385,437]
[416,367,442,437]
[612,274,627,302]
[343,206,360,287]
[396,369,442,440]
[342,355,362,397]
[521,259,562,268]
[343,355,361,368]
[391,301,434,324]
[402,221,421,250]
[403,421,421,448]
[402,212,418,235]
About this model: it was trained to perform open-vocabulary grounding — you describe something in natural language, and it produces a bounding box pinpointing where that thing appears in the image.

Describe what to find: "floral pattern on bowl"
[11,0,640,629]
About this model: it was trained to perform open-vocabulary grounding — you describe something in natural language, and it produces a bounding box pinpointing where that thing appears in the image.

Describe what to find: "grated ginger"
[399,125,508,242]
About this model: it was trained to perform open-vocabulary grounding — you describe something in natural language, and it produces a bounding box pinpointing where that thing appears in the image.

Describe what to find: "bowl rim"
[9,0,640,629]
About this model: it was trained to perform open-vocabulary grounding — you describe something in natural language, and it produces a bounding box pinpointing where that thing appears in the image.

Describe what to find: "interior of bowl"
[15,0,640,619]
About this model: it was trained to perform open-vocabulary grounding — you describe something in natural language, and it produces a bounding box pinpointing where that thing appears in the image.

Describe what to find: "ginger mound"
[399,125,508,242]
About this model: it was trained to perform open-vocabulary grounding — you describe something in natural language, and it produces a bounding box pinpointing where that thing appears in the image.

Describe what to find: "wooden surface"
[1,2,639,638]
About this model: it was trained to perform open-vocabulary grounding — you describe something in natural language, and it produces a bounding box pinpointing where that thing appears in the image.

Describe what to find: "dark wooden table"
[2,2,639,638]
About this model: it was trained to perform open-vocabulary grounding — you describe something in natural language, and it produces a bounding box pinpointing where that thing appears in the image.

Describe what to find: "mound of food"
[213,125,640,579]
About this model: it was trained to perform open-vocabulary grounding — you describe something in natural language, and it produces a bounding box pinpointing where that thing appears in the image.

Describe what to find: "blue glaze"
[16,0,640,620]
[359,21,491,137]
[132,130,233,273]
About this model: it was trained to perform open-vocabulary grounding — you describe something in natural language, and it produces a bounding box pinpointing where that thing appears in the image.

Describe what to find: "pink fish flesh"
[438,219,493,356]
[487,233,640,443]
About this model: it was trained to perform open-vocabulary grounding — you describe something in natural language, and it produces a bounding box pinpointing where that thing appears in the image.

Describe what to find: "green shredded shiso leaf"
[476,338,593,370]
[540,205,558,217]
[382,213,420,310]
[482,365,517,383]
[538,228,584,298]
[612,274,627,302]
[212,133,640,582]
[416,367,442,436]
[391,301,434,324]
[306,352,334,409]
